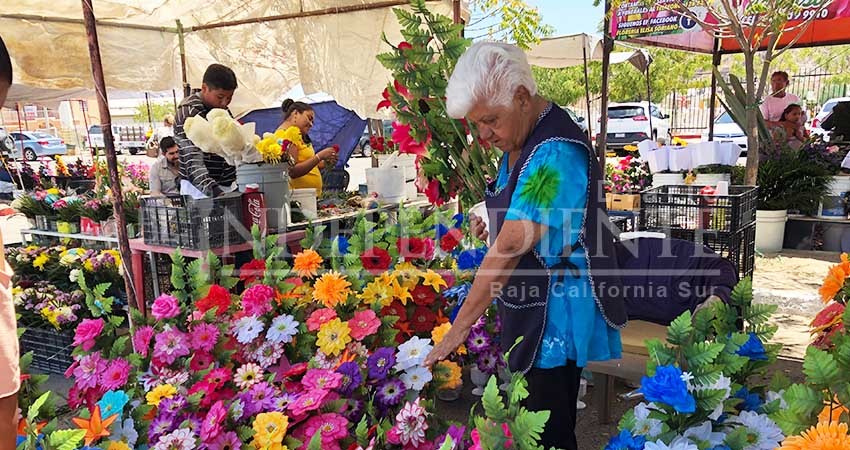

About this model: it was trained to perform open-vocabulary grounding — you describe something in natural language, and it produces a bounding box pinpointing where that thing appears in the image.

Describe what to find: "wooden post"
[172,89,179,114]
[708,38,722,141]
[646,57,654,139]
[598,0,613,170]
[80,0,138,314]
[177,20,190,97]
[145,92,153,129]
[582,38,593,141]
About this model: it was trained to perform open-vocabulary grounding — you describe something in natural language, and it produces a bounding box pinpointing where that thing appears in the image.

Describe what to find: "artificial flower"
[190,323,220,353]
[395,398,429,447]
[336,362,363,396]
[267,314,299,344]
[397,237,434,261]
[360,247,392,275]
[779,421,850,450]
[153,328,191,366]
[317,318,352,357]
[349,309,381,341]
[400,366,433,391]
[811,302,845,334]
[639,365,696,414]
[301,413,349,450]
[146,384,177,406]
[252,411,289,448]
[367,347,396,380]
[73,318,105,352]
[422,270,448,291]
[440,228,463,252]
[391,122,429,157]
[73,405,117,446]
[376,378,406,407]
[313,271,352,308]
[111,418,138,447]
[736,332,768,361]
[73,352,107,391]
[727,410,784,450]
[307,308,338,332]
[288,389,329,417]
[132,325,155,358]
[100,359,131,391]
[819,254,850,303]
[359,280,394,308]
[235,363,263,389]
[242,284,275,316]
[395,336,433,371]
[819,402,849,423]
[239,258,266,284]
[200,400,228,443]
[150,428,195,450]
[382,300,408,322]
[196,284,232,314]
[294,249,324,279]
[411,284,437,306]
[643,436,698,450]
[605,429,647,450]
[233,315,265,344]
[151,294,180,320]
[433,361,462,390]
[97,390,129,420]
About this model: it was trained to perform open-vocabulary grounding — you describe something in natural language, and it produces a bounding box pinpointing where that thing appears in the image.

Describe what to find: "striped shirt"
[175,91,236,196]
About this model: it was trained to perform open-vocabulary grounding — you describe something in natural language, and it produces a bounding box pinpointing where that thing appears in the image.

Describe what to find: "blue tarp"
[240,101,366,168]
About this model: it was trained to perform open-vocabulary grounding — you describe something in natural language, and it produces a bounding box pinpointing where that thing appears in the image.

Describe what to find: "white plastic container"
[291,188,318,220]
[755,209,788,254]
[693,173,731,187]
[816,176,850,219]
[651,173,686,188]
[366,166,407,203]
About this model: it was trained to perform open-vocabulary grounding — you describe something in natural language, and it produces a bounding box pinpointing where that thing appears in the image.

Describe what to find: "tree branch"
[772,0,833,59]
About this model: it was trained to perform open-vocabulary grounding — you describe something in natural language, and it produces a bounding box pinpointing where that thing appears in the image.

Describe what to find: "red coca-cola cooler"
[242,184,268,234]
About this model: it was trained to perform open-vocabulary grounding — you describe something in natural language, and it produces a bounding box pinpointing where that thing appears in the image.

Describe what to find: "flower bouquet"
[124,161,150,191]
[184,109,258,167]
[14,280,85,330]
[606,155,650,211]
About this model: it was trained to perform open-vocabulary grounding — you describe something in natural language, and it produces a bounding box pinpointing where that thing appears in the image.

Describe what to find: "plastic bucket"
[816,176,850,219]
[366,166,407,203]
[291,188,318,220]
[693,173,731,187]
[755,209,787,254]
[236,163,289,230]
[651,173,685,188]
[378,154,418,199]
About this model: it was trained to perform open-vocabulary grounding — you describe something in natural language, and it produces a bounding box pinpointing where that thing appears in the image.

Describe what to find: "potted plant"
[80,198,112,236]
[801,138,850,218]
[606,155,650,210]
[11,194,50,229]
[693,164,733,186]
[756,147,830,253]
[52,197,82,235]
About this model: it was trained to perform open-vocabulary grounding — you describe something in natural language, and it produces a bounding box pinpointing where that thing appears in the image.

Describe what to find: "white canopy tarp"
[525,33,651,72]
[1,0,461,118]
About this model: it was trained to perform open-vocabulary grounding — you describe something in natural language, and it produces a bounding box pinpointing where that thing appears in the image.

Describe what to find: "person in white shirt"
[149,136,180,196]
[760,71,805,126]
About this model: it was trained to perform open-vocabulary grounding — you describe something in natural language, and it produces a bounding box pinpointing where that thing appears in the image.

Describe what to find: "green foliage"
[133,101,174,125]
[47,430,86,450]
[467,0,553,49]
[757,146,832,211]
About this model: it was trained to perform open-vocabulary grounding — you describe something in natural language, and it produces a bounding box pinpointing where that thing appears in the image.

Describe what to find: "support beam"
[582,41,594,141]
[708,38,722,141]
[80,0,138,316]
[598,0,614,170]
[0,13,177,33]
[177,20,190,97]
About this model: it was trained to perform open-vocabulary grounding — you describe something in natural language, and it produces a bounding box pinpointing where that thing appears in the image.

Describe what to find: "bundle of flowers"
[55,155,71,177]
[607,155,651,194]
[369,136,397,155]
[606,278,788,450]
[52,196,84,223]
[183,109,257,167]
[80,198,114,222]
[10,193,52,219]
[7,245,124,300]
[376,1,498,207]
[14,280,85,330]
[124,161,150,191]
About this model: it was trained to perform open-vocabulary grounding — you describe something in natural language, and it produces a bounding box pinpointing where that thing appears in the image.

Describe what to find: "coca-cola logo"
[247,198,263,221]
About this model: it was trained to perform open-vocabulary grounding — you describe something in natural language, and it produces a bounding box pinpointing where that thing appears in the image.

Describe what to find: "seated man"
[149,136,180,196]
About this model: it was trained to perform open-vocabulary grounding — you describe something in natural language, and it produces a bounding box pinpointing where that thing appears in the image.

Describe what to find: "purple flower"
[153,328,190,366]
[209,431,242,450]
[477,347,504,375]
[73,353,106,390]
[446,424,466,445]
[273,392,299,412]
[343,399,365,424]
[158,395,188,420]
[335,362,363,396]
[376,378,406,407]
[466,328,492,354]
[367,347,396,381]
[149,415,174,443]
[244,382,276,416]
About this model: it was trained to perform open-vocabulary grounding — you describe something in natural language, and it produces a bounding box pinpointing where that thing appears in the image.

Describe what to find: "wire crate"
[19,326,74,375]
[640,185,758,234]
[659,225,756,281]
[141,193,246,249]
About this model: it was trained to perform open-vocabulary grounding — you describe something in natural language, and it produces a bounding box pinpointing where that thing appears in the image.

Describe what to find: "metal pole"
[708,38,722,141]
[177,20,190,97]
[145,92,153,129]
[598,0,613,170]
[14,103,24,156]
[67,100,82,155]
[582,40,594,141]
[80,100,95,160]
[80,0,138,315]
[646,58,654,140]
[172,88,179,113]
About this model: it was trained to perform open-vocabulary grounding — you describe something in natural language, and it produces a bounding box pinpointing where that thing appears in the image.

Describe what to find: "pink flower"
[190,352,214,372]
[132,326,155,358]
[190,323,220,352]
[287,389,329,417]
[307,308,338,332]
[73,352,106,391]
[470,423,513,450]
[302,369,343,391]
[424,179,444,206]
[151,294,181,320]
[300,413,349,449]
[73,318,104,352]
[153,328,190,366]
[395,398,429,447]
[100,358,130,390]
[241,284,275,316]
[349,310,381,341]
[392,122,429,157]
[200,400,227,443]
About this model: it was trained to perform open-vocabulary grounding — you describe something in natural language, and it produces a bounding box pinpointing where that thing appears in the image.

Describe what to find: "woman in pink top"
[0,35,20,450]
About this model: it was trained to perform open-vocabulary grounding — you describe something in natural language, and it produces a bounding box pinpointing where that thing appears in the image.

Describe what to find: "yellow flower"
[252,411,289,448]
[393,262,423,290]
[46,188,60,196]
[103,250,122,267]
[431,322,466,355]
[433,361,463,390]
[422,270,447,292]
[316,318,352,356]
[40,307,61,330]
[293,249,324,279]
[145,384,177,406]
[107,442,131,450]
[312,271,351,308]
[778,421,850,450]
[33,254,49,270]
[360,280,394,308]
[275,126,307,152]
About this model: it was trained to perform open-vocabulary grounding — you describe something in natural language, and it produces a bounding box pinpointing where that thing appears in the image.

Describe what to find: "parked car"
[5,131,67,161]
[599,102,670,153]
[810,96,850,137]
[564,106,589,134]
[85,124,148,155]
[702,111,748,153]
[354,121,394,157]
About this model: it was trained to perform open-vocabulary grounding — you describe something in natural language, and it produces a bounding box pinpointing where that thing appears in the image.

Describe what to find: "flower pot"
[470,365,489,397]
[56,221,79,235]
[34,215,48,230]
[816,175,850,219]
[100,219,117,237]
[693,173,731,187]
[755,210,788,254]
[236,163,290,231]
[651,173,685,188]
[47,219,59,232]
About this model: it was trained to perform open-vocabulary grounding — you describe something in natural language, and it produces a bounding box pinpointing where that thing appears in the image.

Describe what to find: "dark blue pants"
[525,361,582,450]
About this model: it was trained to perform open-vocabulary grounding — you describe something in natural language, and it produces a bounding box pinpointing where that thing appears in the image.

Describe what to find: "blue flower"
[639,365,696,414]
[604,430,646,450]
[334,235,350,255]
[452,213,464,228]
[97,390,129,420]
[734,387,763,412]
[458,248,486,270]
[736,332,768,361]
[709,446,732,450]
[435,223,449,240]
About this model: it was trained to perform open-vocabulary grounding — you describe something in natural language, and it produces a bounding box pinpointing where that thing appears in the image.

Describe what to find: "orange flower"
[72,405,117,446]
[818,402,850,424]
[778,421,850,450]
[820,254,850,303]
[312,271,351,308]
[293,249,323,279]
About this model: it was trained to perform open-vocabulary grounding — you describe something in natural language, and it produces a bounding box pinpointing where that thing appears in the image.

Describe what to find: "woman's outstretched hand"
[469,213,489,242]
[424,325,470,367]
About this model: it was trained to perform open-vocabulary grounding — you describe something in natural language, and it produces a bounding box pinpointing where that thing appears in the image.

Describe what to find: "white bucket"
[755,209,788,254]
[237,163,289,230]
[693,173,731,187]
[366,166,407,203]
[291,188,318,220]
[816,176,850,219]
[652,173,685,188]
[379,153,418,199]
[468,201,491,245]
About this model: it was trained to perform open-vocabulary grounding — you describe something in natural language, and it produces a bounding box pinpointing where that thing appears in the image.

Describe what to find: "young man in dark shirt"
[175,64,238,197]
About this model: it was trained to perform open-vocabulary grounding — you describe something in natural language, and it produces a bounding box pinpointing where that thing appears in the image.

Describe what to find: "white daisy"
[400,366,433,391]
[394,336,433,372]
[233,315,264,344]
[644,436,699,450]
[234,363,263,390]
[267,314,299,344]
[632,402,664,439]
[727,410,784,450]
[765,390,788,409]
[680,371,695,391]
[111,418,139,447]
[683,421,726,448]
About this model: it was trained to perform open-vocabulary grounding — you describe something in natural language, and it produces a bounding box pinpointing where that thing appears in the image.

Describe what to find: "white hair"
[446,42,538,119]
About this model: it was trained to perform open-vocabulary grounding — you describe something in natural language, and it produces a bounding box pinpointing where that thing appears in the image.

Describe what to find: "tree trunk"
[744,53,759,186]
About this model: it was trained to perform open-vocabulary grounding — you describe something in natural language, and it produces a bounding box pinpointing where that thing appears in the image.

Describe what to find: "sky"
[527,0,604,37]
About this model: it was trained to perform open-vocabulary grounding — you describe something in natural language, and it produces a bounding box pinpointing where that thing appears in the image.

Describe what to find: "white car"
[702,111,748,153]
[810,96,850,137]
[600,102,670,154]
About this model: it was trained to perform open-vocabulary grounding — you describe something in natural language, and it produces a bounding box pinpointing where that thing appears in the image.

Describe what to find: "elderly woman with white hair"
[424,42,627,449]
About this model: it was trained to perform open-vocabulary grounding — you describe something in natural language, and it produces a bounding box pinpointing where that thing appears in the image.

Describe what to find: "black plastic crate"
[640,185,758,234]
[141,193,246,249]
[143,252,174,301]
[19,326,74,375]
[660,225,756,281]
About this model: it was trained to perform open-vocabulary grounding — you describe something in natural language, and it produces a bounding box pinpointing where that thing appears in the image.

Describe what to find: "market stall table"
[20,229,119,245]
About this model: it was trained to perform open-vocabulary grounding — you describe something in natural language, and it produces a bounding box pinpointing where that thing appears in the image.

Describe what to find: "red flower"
[411,284,437,306]
[360,247,392,275]
[425,179,444,206]
[397,237,433,261]
[398,41,413,50]
[377,88,393,111]
[196,285,232,314]
[284,362,309,379]
[239,259,266,284]
[440,228,463,252]
[411,306,437,333]
[391,122,429,157]
[381,300,408,322]
[190,352,214,372]
[394,80,411,99]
